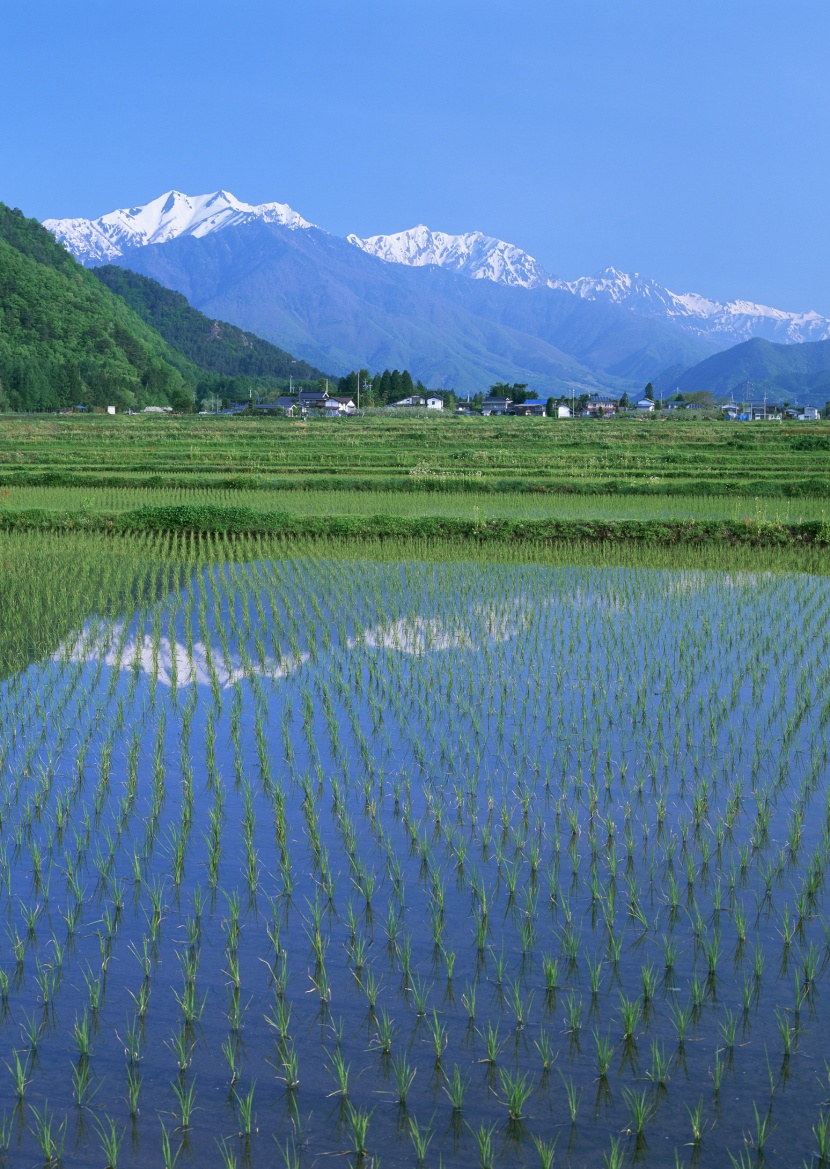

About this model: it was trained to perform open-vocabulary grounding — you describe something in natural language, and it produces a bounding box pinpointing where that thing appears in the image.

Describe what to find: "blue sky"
[3,0,829,313]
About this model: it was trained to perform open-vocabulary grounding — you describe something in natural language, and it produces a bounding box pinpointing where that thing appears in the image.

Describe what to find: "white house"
[106,406,116,415]
[325,396,357,417]
[425,396,444,410]
[557,405,572,419]
[798,406,821,421]
[636,398,655,412]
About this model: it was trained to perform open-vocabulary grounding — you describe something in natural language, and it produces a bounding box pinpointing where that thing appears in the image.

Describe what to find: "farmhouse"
[481,395,511,415]
[298,389,329,409]
[253,397,300,415]
[325,397,357,417]
[510,399,547,416]
[390,394,444,410]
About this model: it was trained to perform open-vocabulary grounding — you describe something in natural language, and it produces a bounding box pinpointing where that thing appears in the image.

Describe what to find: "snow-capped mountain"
[549,267,830,346]
[347,225,551,289]
[42,189,830,377]
[44,189,313,265]
[352,228,830,347]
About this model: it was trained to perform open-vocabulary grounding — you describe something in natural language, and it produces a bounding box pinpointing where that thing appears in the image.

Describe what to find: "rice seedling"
[371,1008,394,1056]
[813,1109,830,1164]
[7,1050,30,1101]
[479,1020,501,1065]
[534,1134,558,1169]
[160,1120,181,1169]
[535,1027,556,1073]
[171,1078,197,1129]
[347,1104,371,1158]
[216,1138,239,1169]
[29,1103,66,1166]
[594,1028,614,1079]
[94,1115,124,1169]
[560,1071,581,1123]
[408,1113,434,1164]
[646,1041,671,1093]
[126,1067,142,1117]
[443,1064,468,1111]
[473,1121,497,1169]
[461,980,477,1020]
[618,994,640,1043]
[392,1052,416,1105]
[623,1086,653,1139]
[235,1082,257,1136]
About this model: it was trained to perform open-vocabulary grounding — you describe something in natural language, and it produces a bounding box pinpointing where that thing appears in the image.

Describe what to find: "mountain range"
[44,190,830,398]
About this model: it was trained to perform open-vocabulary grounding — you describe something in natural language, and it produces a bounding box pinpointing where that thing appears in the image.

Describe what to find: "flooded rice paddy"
[2,551,830,1167]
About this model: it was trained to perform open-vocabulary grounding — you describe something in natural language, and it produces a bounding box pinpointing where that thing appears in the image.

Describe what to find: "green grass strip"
[2,504,829,547]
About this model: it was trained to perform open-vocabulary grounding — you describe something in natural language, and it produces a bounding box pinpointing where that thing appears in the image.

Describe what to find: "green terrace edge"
[1,471,830,497]
[3,504,830,546]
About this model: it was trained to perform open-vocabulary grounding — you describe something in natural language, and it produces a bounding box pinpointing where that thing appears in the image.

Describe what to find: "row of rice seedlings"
[0,538,829,1162]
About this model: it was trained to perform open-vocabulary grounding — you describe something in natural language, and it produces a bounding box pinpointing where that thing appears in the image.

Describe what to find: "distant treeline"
[333,368,428,405]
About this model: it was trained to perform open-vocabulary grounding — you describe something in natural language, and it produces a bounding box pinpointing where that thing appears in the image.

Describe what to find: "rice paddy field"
[2,485,830,525]
[2,527,830,1168]
[2,413,830,497]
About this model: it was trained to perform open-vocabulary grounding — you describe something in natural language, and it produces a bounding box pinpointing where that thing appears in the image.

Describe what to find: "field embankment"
[2,502,830,549]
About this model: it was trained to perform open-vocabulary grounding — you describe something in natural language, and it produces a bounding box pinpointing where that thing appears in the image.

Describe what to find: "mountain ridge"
[105,219,713,393]
[92,266,325,383]
[47,191,830,353]
[43,188,830,395]
[661,336,830,404]
[44,190,313,266]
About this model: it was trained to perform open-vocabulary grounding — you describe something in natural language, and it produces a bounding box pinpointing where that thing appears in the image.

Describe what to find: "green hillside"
[0,204,199,412]
[93,265,325,384]
[672,336,830,404]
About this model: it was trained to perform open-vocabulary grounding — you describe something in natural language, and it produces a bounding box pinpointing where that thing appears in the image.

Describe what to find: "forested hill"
[0,204,199,412]
[671,336,830,404]
[93,266,325,382]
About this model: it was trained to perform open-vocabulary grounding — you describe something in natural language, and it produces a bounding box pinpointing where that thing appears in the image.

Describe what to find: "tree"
[338,371,359,398]
[545,397,555,417]
[511,383,528,404]
[401,370,415,398]
[619,392,629,409]
[644,383,654,401]
[683,391,715,409]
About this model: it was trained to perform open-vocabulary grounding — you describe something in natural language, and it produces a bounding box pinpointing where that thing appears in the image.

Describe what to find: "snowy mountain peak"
[549,268,830,344]
[347,224,552,289]
[43,189,314,265]
[42,191,830,347]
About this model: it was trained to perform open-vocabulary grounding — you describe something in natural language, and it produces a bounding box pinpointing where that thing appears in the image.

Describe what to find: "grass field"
[1,414,830,498]
[2,484,830,523]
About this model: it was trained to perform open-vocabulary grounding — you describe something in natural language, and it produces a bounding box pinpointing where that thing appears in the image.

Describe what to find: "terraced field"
[1,414,829,497]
